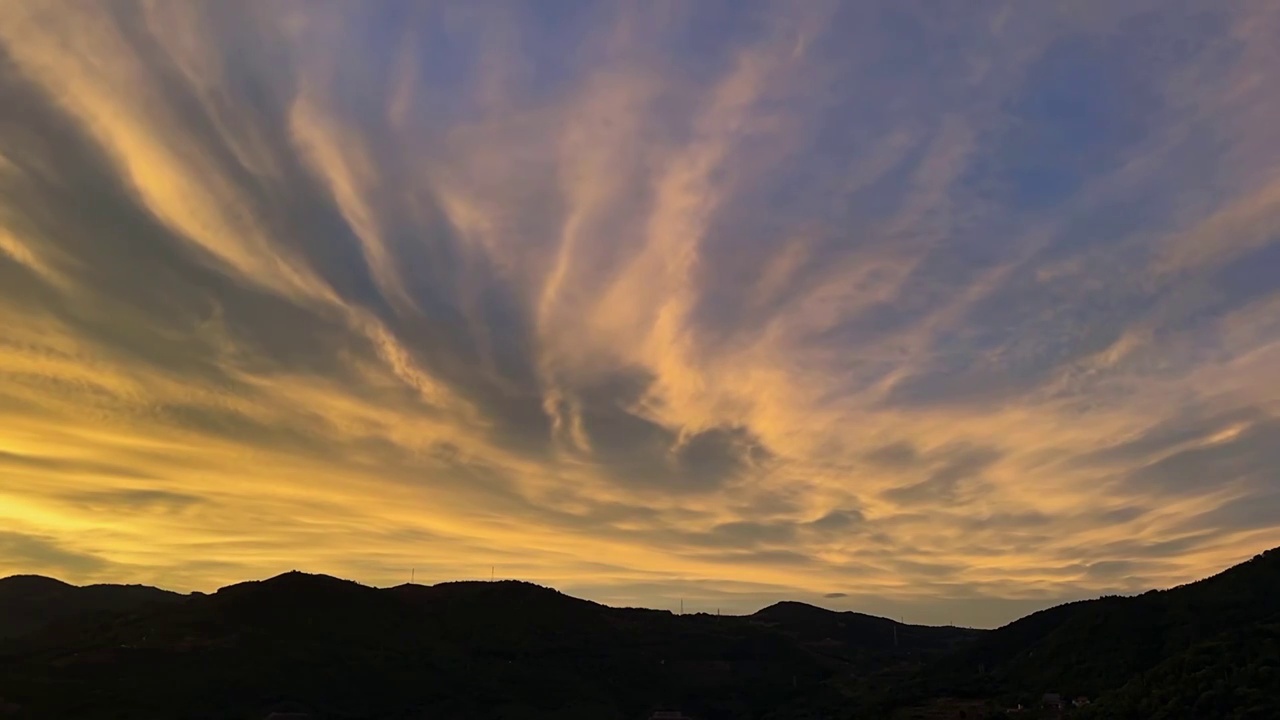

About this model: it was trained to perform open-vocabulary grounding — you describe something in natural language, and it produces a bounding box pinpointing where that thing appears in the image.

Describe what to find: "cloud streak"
[1,0,1279,626]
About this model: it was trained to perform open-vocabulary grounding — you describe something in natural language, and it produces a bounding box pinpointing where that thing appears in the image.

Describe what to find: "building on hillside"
[1041,693,1063,709]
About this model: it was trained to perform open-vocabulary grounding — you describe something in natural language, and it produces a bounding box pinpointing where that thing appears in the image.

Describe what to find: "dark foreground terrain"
[0,547,1277,719]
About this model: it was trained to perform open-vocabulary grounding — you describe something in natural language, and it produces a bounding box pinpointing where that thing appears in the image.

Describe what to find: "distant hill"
[752,600,978,661]
[870,547,1280,719]
[1,548,1278,719]
[0,575,181,640]
[0,571,896,719]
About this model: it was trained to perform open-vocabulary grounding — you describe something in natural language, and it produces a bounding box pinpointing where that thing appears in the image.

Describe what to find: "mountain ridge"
[1,548,1277,718]
[0,572,973,627]
[0,575,182,641]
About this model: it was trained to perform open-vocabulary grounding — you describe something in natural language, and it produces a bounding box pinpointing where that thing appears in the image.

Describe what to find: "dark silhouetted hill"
[752,600,978,661]
[867,547,1280,718]
[0,575,181,640]
[1,548,1278,719]
[0,572,879,719]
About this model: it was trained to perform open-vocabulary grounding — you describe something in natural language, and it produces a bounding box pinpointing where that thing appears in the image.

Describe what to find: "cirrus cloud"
[1,0,1279,627]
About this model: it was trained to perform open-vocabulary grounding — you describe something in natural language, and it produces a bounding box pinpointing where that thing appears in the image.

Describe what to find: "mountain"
[874,547,1280,719]
[0,572,928,720]
[1,548,1278,719]
[0,575,182,640]
[751,601,979,662]
[1076,618,1280,720]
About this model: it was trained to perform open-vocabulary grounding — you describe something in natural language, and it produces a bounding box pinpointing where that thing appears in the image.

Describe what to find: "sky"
[1,1,1279,629]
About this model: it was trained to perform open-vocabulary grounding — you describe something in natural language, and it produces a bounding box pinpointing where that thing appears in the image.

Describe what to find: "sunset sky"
[2,1,1279,628]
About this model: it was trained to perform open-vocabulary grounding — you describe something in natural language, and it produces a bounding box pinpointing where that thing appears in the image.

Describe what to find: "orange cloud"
[1,0,1279,626]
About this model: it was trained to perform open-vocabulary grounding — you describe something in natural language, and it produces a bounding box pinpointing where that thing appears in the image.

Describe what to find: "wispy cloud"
[1,0,1278,626]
